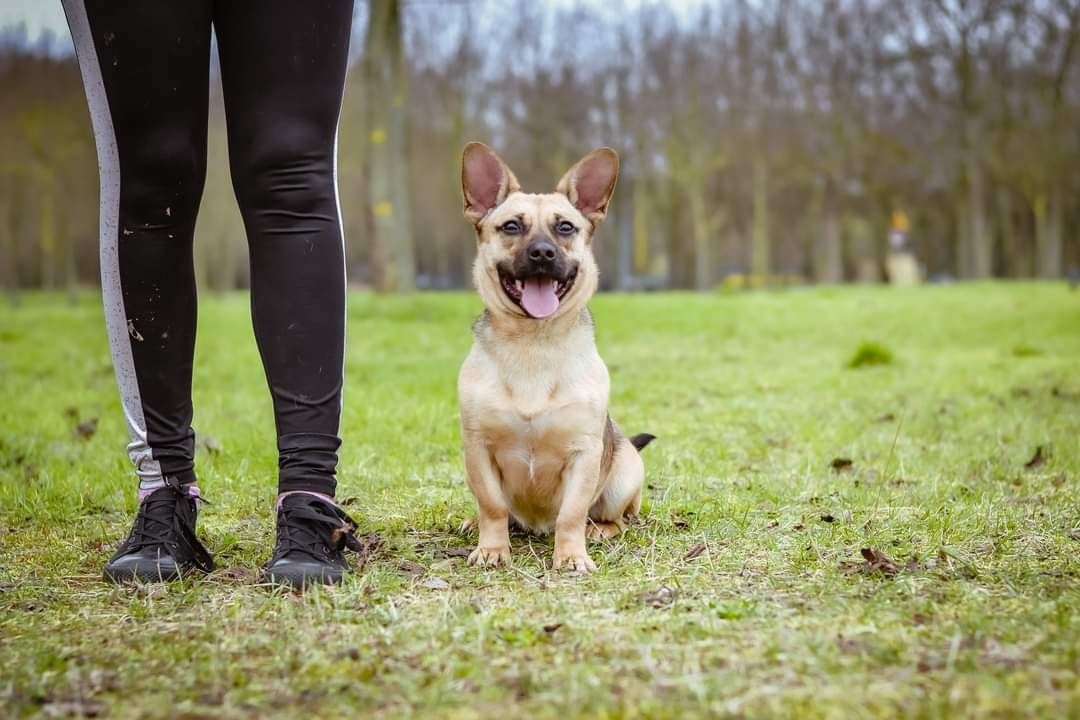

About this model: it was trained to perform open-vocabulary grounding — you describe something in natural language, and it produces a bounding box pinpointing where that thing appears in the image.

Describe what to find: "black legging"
[63,0,353,496]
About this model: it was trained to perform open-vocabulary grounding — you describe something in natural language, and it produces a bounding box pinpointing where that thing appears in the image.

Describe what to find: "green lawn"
[1,284,1079,719]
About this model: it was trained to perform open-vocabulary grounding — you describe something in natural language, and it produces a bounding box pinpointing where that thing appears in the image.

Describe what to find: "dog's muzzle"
[498,244,578,319]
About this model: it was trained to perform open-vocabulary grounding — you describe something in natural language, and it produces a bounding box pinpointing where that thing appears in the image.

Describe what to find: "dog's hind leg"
[586,517,624,540]
[587,438,644,539]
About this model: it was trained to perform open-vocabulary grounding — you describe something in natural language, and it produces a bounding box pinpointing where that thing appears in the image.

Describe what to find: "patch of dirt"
[431,546,472,559]
[396,560,425,576]
[38,667,116,719]
[214,566,258,584]
[637,585,677,609]
[420,576,450,591]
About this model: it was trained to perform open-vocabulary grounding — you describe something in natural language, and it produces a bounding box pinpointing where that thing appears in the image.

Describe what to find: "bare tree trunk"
[59,209,78,303]
[0,184,19,304]
[847,214,879,283]
[632,173,650,278]
[965,120,992,278]
[812,179,842,283]
[364,0,414,293]
[39,175,57,290]
[688,184,711,290]
[997,187,1026,278]
[614,175,633,290]
[955,198,971,278]
[1035,189,1064,278]
[751,154,769,279]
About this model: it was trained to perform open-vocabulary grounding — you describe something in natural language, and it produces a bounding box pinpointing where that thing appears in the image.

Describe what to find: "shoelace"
[272,498,364,562]
[124,477,214,572]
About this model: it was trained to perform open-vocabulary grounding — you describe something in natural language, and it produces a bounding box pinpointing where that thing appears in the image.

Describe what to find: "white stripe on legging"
[333,34,351,425]
[63,0,164,490]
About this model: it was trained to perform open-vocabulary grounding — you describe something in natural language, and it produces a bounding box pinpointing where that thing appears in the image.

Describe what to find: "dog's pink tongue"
[520,277,559,318]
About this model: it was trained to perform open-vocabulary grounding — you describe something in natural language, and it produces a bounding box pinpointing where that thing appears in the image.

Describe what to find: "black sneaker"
[264,494,364,588]
[103,477,215,583]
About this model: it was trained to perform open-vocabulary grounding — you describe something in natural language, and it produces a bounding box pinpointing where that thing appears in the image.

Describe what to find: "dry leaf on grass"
[351,534,383,570]
[73,417,98,440]
[860,547,901,574]
[830,457,854,472]
[684,543,707,560]
[841,547,903,576]
[1024,445,1048,470]
[336,647,361,661]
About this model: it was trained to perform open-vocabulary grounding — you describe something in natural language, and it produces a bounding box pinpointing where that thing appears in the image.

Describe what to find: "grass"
[848,340,895,368]
[1,283,1079,719]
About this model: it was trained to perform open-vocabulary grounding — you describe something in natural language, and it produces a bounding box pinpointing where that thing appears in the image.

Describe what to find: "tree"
[363,0,414,292]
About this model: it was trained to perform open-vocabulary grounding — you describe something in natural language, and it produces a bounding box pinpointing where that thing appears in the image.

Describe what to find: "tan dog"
[457,142,654,574]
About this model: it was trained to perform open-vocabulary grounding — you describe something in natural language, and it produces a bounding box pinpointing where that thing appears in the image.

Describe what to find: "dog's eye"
[555,221,577,236]
[500,220,523,235]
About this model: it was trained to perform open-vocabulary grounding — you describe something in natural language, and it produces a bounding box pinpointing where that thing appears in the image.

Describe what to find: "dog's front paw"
[468,544,511,567]
[553,548,597,575]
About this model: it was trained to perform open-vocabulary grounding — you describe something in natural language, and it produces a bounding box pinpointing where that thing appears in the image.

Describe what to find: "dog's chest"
[481,383,598,530]
[475,370,602,483]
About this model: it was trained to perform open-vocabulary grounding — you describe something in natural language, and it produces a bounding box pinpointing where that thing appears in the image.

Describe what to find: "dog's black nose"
[527,238,557,263]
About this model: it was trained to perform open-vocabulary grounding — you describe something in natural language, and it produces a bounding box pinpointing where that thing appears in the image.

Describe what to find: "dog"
[457,142,654,574]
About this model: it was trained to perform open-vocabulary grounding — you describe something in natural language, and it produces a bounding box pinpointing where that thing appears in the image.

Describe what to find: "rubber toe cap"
[103,550,181,584]
[264,557,346,588]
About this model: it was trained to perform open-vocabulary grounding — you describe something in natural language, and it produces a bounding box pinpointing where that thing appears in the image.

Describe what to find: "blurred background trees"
[1,0,1077,294]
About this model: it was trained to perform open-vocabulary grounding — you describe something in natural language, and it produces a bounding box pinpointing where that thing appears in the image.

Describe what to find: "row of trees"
[1,0,1078,293]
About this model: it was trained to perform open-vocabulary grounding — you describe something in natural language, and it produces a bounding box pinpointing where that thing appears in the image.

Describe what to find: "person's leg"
[64,0,212,491]
[214,0,352,499]
[63,0,215,581]
[214,1,357,587]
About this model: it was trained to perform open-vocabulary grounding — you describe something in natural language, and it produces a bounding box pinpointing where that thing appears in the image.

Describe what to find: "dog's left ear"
[556,148,620,227]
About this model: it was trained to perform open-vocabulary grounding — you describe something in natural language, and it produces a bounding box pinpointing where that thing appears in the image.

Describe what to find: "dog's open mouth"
[500,269,577,319]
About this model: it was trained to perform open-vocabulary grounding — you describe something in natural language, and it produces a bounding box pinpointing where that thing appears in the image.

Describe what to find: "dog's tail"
[629,433,656,452]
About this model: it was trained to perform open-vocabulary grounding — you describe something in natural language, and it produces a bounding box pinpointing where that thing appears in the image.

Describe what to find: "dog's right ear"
[462,142,520,225]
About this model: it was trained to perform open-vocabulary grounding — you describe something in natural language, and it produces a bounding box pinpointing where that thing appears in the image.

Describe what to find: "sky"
[0,0,70,50]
